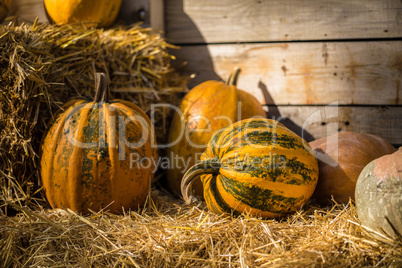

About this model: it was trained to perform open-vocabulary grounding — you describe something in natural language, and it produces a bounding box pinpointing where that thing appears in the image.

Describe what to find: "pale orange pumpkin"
[310,132,395,204]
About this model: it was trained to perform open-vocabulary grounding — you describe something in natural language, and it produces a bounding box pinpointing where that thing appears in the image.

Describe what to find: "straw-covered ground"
[1,189,402,267]
[1,21,401,268]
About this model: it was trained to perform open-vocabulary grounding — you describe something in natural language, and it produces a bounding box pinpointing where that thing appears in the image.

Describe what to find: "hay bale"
[0,21,188,211]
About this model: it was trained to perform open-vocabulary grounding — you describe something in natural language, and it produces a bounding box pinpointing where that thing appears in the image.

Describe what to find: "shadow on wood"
[117,0,150,27]
[165,0,222,88]
[258,81,315,142]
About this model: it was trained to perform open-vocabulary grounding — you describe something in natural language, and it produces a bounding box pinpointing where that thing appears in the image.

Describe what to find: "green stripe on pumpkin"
[81,104,99,173]
[204,174,240,216]
[219,175,304,214]
[217,123,306,157]
[217,120,276,152]
[210,128,225,157]
[221,154,316,185]
[242,131,306,150]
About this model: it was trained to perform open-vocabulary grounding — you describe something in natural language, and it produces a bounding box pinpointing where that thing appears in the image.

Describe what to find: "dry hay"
[0,190,401,267]
[0,20,188,211]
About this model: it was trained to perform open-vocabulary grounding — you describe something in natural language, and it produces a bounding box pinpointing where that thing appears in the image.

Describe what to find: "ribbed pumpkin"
[181,118,319,218]
[44,0,122,28]
[40,73,157,214]
[310,132,396,204]
[167,69,266,197]
[355,147,402,240]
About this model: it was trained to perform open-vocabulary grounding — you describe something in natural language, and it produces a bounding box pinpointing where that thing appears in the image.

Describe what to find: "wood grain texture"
[172,41,402,105]
[165,0,402,44]
[11,0,47,22]
[263,105,402,145]
[150,0,164,32]
[117,0,150,27]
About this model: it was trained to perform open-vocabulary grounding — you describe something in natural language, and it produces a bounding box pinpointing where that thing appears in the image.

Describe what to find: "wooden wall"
[165,0,402,145]
[7,0,46,22]
[7,0,402,145]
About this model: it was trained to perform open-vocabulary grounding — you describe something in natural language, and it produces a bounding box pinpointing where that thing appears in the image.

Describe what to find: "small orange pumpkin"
[44,0,122,28]
[40,73,157,213]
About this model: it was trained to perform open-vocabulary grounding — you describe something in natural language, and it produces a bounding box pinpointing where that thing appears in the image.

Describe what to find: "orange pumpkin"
[40,73,157,213]
[310,132,395,204]
[44,0,122,28]
[166,68,266,197]
[181,118,319,218]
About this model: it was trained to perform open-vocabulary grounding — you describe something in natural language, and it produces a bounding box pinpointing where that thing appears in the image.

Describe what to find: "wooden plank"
[165,0,402,44]
[11,0,47,23]
[150,0,164,33]
[171,41,402,105]
[118,0,150,27]
[117,0,165,32]
[263,105,402,146]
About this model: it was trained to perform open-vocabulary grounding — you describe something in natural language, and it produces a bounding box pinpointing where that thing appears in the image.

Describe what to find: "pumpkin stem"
[181,159,221,204]
[94,72,109,102]
[226,67,241,86]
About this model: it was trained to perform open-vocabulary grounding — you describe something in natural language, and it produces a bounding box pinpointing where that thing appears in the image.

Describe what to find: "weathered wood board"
[165,0,402,145]
[172,41,402,105]
[166,0,402,44]
[9,0,47,23]
[266,105,402,145]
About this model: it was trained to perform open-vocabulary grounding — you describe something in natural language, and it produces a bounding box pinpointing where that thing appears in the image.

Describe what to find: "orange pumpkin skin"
[309,132,395,204]
[237,89,266,120]
[44,0,122,28]
[167,74,266,197]
[40,73,157,214]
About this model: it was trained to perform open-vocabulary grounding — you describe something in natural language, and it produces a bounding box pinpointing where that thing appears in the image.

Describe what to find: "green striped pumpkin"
[181,118,319,218]
[40,73,157,214]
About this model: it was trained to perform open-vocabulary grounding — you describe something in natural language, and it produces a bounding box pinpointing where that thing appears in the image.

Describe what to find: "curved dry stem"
[226,67,241,86]
[181,159,221,204]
